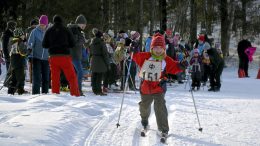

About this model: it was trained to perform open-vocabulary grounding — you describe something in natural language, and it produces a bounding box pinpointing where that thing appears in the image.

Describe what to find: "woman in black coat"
[89,28,110,96]
[204,43,224,92]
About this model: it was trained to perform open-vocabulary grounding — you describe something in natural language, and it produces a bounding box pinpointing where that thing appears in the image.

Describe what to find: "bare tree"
[190,0,197,45]
[101,0,109,31]
[159,0,167,31]
[220,0,235,57]
[137,0,144,49]
[241,0,248,36]
[149,0,156,35]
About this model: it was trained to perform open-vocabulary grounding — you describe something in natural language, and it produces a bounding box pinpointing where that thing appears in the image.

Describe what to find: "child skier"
[132,33,182,142]
[189,49,202,90]
[7,28,29,95]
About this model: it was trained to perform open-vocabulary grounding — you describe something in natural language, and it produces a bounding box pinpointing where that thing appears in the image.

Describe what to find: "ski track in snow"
[84,97,140,146]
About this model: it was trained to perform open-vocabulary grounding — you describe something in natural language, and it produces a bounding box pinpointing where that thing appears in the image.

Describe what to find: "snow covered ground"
[0,62,259,146]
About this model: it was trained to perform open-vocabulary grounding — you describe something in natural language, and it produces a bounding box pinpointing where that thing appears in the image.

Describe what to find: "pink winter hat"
[39,15,48,26]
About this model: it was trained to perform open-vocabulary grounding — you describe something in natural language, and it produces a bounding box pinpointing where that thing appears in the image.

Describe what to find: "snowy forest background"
[0,0,260,57]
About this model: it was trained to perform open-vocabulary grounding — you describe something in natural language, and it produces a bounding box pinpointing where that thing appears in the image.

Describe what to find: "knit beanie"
[39,15,48,26]
[53,15,63,24]
[150,33,166,60]
[150,33,166,50]
[75,14,87,24]
[198,34,205,42]
[30,19,39,26]
[130,31,140,40]
[7,21,17,31]
[166,29,172,36]
[13,28,25,38]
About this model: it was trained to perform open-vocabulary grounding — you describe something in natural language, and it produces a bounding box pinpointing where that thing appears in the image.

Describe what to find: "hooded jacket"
[67,24,85,60]
[42,15,75,56]
[27,26,49,60]
[89,37,110,73]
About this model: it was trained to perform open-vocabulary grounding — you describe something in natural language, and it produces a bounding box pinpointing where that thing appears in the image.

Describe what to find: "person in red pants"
[42,15,80,96]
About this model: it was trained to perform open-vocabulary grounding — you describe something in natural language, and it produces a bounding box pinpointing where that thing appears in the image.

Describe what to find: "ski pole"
[116,52,134,128]
[184,73,190,90]
[188,78,203,132]
[125,61,137,94]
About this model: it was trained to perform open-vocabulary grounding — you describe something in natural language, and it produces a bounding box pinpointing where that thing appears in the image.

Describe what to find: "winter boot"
[17,89,29,95]
[7,87,16,95]
[214,87,220,92]
[178,81,184,84]
[161,131,168,137]
[95,91,107,96]
[208,87,215,91]
[98,92,107,96]
[79,90,85,96]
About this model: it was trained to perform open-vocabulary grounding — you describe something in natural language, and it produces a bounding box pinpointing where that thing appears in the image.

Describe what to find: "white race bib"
[139,60,162,81]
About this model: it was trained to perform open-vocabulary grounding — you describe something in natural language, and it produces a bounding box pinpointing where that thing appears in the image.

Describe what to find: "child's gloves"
[158,77,167,87]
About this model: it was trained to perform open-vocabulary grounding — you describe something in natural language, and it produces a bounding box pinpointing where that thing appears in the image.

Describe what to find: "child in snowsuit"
[189,49,202,90]
[132,33,182,137]
[7,28,29,95]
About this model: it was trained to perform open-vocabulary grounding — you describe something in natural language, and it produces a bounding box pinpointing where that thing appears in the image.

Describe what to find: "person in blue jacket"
[27,15,50,94]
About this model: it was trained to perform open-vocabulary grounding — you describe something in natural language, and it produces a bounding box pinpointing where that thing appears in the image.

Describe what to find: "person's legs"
[15,66,26,94]
[41,60,49,94]
[244,58,249,77]
[62,57,79,96]
[72,60,83,92]
[32,58,41,94]
[103,70,109,89]
[109,63,117,85]
[95,73,103,93]
[49,57,61,94]
[7,68,16,95]
[215,61,224,91]
[5,61,10,73]
[120,60,126,90]
[139,94,154,128]
[154,93,169,133]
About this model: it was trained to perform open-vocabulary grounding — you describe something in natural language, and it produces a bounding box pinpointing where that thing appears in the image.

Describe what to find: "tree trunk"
[137,0,143,50]
[226,0,235,56]
[220,0,229,57]
[160,0,167,31]
[190,0,197,45]
[241,0,247,36]
[120,0,127,31]
[102,0,109,31]
[149,0,155,35]
[205,0,214,35]
[113,0,119,32]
